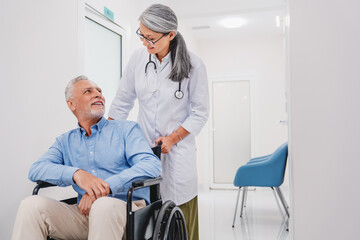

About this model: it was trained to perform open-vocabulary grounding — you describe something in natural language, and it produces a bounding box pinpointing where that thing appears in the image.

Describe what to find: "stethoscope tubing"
[145,54,184,99]
[145,54,156,74]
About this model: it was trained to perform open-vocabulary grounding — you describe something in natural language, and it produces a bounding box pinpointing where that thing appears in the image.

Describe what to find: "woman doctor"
[108,4,209,239]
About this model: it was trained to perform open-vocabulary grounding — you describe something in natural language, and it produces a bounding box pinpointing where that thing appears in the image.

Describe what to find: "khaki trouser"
[178,196,199,240]
[12,195,145,240]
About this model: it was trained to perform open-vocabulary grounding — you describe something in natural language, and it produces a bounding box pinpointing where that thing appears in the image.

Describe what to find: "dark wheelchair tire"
[152,200,187,240]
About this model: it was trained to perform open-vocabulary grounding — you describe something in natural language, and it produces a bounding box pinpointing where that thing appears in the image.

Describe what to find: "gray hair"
[65,75,89,101]
[139,4,192,82]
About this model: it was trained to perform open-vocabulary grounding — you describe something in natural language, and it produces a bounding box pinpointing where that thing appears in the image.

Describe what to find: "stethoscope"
[145,54,184,99]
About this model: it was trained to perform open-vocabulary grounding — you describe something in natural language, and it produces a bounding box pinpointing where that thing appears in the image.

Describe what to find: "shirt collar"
[95,117,107,131]
[77,117,107,135]
[152,52,171,65]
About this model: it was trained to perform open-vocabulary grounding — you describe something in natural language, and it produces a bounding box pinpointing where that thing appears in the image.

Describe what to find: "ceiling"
[166,0,287,41]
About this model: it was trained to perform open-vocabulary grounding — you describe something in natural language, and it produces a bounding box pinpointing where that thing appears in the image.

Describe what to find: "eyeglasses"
[136,28,169,45]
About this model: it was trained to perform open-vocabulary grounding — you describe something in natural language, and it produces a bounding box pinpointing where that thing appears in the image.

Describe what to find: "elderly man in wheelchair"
[12,76,187,240]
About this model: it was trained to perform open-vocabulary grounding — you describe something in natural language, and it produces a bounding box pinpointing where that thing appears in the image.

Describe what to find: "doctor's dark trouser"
[179,196,199,240]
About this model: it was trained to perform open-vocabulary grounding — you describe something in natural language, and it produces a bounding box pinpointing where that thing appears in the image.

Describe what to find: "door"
[212,80,251,185]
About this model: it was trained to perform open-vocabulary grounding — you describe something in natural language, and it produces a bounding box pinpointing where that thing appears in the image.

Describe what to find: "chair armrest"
[127,176,162,214]
[132,177,162,190]
[36,180,56,188]
[32,181,78,205]
[32,181,57,195]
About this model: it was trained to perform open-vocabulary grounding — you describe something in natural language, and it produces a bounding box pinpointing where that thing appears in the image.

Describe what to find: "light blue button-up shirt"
[28,117,161,204]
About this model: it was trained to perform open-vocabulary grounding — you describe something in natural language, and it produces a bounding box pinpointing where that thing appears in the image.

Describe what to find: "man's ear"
[169,31,176,41]
[67,99,76,112]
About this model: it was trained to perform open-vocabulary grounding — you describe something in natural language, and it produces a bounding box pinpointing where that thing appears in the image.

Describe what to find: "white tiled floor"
[198,187,290,240]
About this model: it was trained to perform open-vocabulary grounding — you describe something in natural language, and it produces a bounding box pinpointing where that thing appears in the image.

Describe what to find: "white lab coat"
[108,48,209,205]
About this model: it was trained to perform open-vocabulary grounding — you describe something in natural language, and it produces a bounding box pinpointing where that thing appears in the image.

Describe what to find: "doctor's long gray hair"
[140,4,192,82]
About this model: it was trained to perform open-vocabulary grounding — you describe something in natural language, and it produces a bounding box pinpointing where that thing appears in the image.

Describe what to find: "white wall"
[0,1,81,238]
[0,0,145,238]
[196,35,288,187]
[288,0,360,239]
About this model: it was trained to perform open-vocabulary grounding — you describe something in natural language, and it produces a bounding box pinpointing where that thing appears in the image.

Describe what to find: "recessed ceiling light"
[219,17,247,29]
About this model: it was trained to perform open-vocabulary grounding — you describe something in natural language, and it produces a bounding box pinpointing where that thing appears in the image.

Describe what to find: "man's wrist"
[72,169,81,184]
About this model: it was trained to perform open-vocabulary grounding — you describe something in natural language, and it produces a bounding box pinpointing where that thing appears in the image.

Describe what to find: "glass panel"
[84,17,122,117]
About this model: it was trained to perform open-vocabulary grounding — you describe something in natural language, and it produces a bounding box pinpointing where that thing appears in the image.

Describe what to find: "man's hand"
[73,169,110,201]
[78,193,94,216]
[155,136,175,154]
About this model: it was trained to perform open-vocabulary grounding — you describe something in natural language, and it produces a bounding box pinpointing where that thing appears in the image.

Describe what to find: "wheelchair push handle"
[151,141,162,159]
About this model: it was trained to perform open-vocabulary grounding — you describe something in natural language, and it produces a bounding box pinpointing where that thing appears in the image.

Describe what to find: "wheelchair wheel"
[153,201,187,240]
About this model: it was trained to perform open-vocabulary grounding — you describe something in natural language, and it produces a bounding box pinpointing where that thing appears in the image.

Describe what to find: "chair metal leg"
[240,187,247,217]
[243,186,248,208]
[276,217,288,239]
[275,187,290,218]
[232,187,242,227]
[271,187,286,222]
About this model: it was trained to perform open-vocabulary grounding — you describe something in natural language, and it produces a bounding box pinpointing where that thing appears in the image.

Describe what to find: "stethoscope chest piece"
[174,80,184,99]
[175,90,184,99]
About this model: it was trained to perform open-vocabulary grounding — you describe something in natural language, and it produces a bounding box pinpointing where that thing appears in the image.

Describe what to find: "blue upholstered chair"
[232,142,289,228]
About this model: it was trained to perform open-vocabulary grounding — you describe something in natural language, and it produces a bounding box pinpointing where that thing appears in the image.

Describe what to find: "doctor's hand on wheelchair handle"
[73,169,110,202]
[155,137,175,154]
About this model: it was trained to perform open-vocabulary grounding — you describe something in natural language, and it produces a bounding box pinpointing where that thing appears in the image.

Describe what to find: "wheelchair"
[32,144,187,240]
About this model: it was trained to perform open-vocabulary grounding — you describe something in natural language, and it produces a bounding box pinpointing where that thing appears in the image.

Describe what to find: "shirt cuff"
[108,108,128,121]
[182,121,198,135]
[61,167,80,186]
[105,176,123,195]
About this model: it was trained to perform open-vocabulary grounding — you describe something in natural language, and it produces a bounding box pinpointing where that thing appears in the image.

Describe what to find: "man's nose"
[94,91,102,98]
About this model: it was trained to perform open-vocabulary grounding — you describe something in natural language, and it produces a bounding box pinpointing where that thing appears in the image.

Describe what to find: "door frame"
[77,3,127,74]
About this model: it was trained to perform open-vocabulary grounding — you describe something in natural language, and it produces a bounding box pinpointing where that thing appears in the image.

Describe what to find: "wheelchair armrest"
[32,181,57,195]
[32,181,78,205]
[127,176,162,214]
[132,176,162,190]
